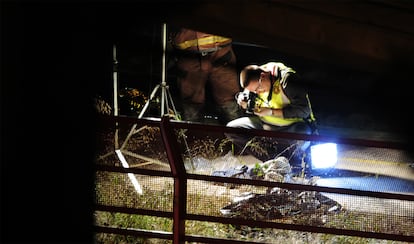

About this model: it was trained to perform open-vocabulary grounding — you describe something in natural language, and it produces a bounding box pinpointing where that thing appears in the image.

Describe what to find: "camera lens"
[246,92,258,114]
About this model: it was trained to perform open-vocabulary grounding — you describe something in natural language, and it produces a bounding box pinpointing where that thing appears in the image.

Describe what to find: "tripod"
[98,23,182,195]
[112,23,194,193]
[118,22,180,154]
[118,81,180,153]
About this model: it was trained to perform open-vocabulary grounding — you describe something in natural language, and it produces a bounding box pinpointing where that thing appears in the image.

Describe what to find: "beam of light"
[310,143,338,169]
[115,149,143,194]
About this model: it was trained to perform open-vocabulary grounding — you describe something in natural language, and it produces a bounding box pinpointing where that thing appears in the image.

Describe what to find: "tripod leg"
[139,84,160,119]
[166,85,180,119]
[120,84,160,151]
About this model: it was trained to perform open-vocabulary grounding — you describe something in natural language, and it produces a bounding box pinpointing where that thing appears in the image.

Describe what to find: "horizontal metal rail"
[94,115,414,243]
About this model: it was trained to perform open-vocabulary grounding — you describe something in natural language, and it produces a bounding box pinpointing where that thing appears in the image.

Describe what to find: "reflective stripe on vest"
[175,36,232,50]
[257,85,303,126]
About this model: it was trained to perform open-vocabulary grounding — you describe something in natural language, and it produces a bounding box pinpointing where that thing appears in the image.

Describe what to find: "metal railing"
[94,115,414,243]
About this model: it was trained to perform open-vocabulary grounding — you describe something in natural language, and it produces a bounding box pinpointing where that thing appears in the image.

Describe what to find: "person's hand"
[236,92,248,109]
[254,107,272,117]
[239,101,248,110]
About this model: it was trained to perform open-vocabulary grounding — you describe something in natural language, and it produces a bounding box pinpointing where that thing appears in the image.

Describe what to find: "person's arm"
[254,107,284,117]
[281,74,311,119]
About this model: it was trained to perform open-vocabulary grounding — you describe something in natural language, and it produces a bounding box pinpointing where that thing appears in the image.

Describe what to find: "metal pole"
[113,44,119,149]
[113,44,119,117]
[161,23,167,116]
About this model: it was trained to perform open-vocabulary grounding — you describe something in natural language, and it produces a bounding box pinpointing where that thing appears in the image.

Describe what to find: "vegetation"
[94,123,413,244]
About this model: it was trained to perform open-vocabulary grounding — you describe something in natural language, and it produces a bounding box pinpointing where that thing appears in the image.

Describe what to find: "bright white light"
[310,143,338,169]
[115,150,143,194]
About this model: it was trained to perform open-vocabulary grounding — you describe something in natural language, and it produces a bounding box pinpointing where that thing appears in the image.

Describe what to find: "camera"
[239,91,258,114]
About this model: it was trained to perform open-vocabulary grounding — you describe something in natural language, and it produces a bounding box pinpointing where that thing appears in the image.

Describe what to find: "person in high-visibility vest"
[170,27,243,124]
[226,62,318,160]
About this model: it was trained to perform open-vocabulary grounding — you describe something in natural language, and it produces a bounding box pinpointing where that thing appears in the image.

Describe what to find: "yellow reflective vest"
[255,62,311,126]
[173,29,232,53]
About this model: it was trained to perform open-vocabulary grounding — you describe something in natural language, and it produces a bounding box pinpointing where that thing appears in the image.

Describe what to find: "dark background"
[1,1,413,243]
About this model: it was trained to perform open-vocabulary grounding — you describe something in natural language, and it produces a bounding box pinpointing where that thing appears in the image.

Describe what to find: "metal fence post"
[160,115,187,243]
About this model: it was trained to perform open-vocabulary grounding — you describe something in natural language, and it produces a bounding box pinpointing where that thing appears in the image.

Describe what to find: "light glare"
[115,149,143,194]
[311,143,337,169]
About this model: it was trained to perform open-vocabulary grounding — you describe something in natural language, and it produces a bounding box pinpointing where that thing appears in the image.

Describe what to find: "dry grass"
[94,124,413,244]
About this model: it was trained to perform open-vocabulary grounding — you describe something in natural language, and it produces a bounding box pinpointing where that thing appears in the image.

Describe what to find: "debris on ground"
[220,189,341,221]
[211,156,342,222]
